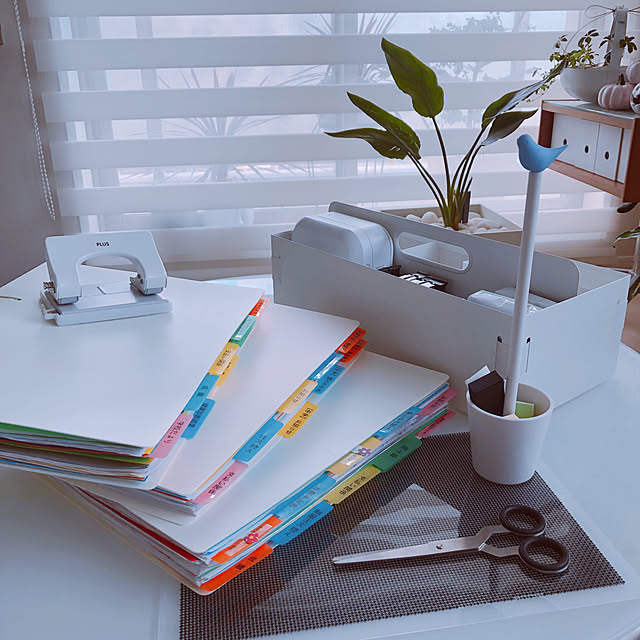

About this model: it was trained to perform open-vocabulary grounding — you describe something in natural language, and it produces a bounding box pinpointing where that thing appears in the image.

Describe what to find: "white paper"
[78,351,448,555]
[0,265,263,449]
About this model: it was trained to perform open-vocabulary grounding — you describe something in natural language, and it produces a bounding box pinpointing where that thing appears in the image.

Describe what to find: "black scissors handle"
[499,505,570,575]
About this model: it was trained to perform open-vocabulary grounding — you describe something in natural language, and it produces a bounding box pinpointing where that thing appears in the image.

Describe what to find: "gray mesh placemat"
[180,432,623,639]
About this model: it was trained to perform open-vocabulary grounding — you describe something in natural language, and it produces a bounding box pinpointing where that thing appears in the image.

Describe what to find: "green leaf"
[481,62,564,129]
[381,38,444,118]
[325,128,409,159]
[480,109,537,146]
[347,92,421,157]
[615,226,640,243]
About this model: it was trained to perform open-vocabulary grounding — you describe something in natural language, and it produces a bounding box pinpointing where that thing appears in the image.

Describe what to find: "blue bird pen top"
[517,134,567,173]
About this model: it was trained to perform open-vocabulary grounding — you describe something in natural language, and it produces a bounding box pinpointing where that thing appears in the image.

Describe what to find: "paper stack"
[3,264,453,594]
[0,266,356,487]
[54,349,453,593]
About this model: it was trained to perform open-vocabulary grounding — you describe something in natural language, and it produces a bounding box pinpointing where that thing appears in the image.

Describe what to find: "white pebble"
[406,214,422,222]
[421,211,440,223]
[469,211,481,219]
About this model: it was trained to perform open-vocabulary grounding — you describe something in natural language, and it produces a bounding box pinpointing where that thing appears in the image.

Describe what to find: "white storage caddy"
[272,202,629,411]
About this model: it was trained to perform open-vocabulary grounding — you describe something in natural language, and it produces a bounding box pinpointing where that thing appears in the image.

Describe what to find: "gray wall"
[0,1,59,286]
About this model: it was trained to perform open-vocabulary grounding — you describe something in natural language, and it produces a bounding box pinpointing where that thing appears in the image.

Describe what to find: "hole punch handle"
[519,536,570,574]
[499,505,546,537]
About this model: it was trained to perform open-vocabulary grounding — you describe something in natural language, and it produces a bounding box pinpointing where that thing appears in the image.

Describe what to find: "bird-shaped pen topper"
[503,135,567,416]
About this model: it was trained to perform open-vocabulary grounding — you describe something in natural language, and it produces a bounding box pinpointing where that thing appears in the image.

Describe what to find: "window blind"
[24,0,639,272]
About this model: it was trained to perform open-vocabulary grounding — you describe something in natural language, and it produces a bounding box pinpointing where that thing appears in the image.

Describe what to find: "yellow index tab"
[359,436,383,452]
[328,451,363,476]
[209,342,239,376]
[216,354,239,387]
[325,466,380,505]
[278,401,319,438]
[278,379,318,414]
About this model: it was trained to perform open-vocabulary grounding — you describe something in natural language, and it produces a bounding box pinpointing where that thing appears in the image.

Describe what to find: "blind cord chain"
[13,0,57,221]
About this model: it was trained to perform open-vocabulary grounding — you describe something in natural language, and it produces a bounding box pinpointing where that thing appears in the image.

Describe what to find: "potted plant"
[325,38,563,233]
[546,7,637,104]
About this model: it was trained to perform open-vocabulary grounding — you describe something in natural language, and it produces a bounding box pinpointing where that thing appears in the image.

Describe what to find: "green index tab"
[373,435,421,473]
[229,315,256,347]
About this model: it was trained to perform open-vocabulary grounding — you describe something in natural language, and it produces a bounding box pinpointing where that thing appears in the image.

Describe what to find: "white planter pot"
[560,66,625,104]
[383,204,522,245]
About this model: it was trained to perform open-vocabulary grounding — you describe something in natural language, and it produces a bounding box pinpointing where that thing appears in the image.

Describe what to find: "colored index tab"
[274,473,336,521]
[278,379,318,414]
[209,342,239,376]
[151,414,192,458]
[184,374,219,412]
[216,354,239,387]
[201,544,273,593]
[270,501,333,547]
[416,410,455,438]
[229,315,256,347]
[374,405,422,438]
[314,364,344,395]
[182,398,215,440]
[327,451,363,476]
[340,339,367,364]
[372,435,421,473]
[249,297,269,317]
[325,466,380,505]
[309,352,343,382]
[420,387,457,414]
[278,401,318,438]
[212,516,281,564]
[234,416,283,463]
[194,460,248,504]
[337,327,366,354]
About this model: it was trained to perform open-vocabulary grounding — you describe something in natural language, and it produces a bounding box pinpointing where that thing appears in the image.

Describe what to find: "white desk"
[1,346,639,640]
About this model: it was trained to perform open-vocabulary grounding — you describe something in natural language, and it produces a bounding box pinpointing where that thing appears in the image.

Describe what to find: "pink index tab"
[416,410,455,438]
[194,460,248,504]
[151,413,193,458]
[420,388,457,415]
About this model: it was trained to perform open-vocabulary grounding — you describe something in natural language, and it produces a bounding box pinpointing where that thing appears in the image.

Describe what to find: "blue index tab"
[229,315,256,347]
[309,352,343,382]
[416,384,449,409]
[182,399,215,439]
[270,501,333,547]
[374,405,422,439]
[184,374,219,412]
[234,416,283,463]
[274,473,336,521]
[314,364,345,394]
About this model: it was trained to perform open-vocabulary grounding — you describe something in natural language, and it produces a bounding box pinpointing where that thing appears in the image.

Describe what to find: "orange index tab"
[278,401,318,438]
[201,544,273,593]
[211,516,281,564]
[340,339,367,364]
[325,466,380,505]
[249,297,269,317]
[278,379,318,414]
[216,354,239,387]
[209,342,239,376]
[337,328,366,354]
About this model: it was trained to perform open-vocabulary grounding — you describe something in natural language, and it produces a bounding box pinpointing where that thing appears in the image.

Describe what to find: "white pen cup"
[466,383,554,485]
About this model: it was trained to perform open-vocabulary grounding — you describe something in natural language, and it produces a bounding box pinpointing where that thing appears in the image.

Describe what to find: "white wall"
[0,1,60,286]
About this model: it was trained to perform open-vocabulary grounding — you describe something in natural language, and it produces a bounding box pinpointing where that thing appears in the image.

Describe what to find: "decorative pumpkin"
[626,60,640,84]
[631,82,640,114]
[598,74,635,110]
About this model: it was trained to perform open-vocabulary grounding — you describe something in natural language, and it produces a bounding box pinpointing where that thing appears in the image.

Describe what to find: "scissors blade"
[332,531,491,565]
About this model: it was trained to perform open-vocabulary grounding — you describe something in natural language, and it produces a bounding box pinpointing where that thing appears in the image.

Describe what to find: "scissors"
[332,504,569,575]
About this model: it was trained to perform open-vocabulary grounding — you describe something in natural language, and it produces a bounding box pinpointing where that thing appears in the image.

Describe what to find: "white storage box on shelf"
[272,202,628,412]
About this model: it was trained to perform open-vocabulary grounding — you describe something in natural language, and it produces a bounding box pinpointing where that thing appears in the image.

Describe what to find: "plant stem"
[432,116,451,194]
[406,152,447,211]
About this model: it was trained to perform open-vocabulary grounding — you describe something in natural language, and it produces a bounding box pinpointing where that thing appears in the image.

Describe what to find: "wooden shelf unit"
[539,100,640,202]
